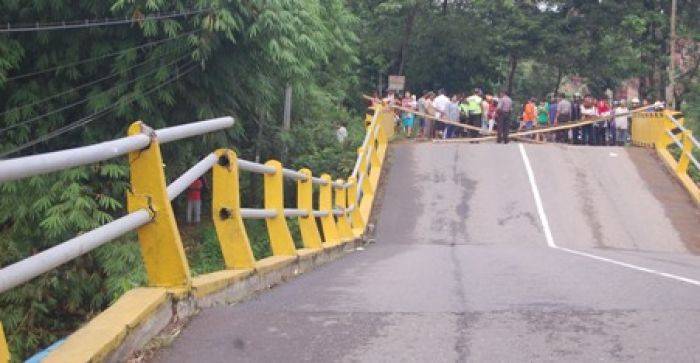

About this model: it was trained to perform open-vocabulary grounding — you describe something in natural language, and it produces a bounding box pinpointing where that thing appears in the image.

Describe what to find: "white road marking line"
[518,143,555,248]
[518,143,700,287]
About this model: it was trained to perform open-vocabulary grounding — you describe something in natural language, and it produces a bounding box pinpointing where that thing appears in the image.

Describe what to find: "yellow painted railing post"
[297,169,323,249]
[212,149,256,269]
[347,176,365,236]
[319,174,340,246]
[0,322,9,363]
[334,179,354,241]
[369,140,382,191]
[126,121,190,288]
[677,130,693,174]
[358,147,374,224]
[263,160,297,256]
[656,115,674,148]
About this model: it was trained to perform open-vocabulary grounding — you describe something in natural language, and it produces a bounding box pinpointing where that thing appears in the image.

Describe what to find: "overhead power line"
[4,29,200,82]
[0,9,210,33]
[0,62,198,158]
[0,53,192,134]
[0,46,186,124]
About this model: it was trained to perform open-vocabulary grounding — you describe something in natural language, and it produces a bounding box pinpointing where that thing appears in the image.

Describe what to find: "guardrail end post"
[0,322,9,363]
[334,179,354,241]
[297,169,323,249]
[263,160,297,256]
[126,121,191,289]
[212,149,256,269]
[319,174,340,246]
[347,176,365,236]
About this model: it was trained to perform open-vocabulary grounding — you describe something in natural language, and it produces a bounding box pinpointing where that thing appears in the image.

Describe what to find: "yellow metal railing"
[0,105,394,362]
[631,110,700,204]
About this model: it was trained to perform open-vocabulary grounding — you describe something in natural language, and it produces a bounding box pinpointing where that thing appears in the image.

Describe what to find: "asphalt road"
[153,142,700,362]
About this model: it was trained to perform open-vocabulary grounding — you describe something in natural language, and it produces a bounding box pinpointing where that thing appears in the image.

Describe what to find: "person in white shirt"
[614,101,630,145]
[432,89,451,119]
[432,89,451,138]
[336,124,348,144]
[580,96,598,145]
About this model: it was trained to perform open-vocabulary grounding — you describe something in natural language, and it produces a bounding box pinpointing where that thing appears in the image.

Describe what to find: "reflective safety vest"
[465,95,482,115]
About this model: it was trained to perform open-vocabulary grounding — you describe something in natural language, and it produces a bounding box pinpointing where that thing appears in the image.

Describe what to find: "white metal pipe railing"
[668,115,700,150]
[167,153,218,201]
[237,159,275,174]
[0,135,150,182]
[283,208,310,218]
[282,168,309,181]
[666,130,700,171]
[312,211,329,217]
[0,116,234,183]
[352,112,379,178]
[154,117,234,144]
[240,208,277,219]
[311,176,328,185]
[0,209,152,294]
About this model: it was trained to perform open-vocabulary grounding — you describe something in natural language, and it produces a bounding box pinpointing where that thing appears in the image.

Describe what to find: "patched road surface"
[154,143,700,362]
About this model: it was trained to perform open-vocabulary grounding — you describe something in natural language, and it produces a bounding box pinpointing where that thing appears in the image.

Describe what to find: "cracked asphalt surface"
[153,143,700,362]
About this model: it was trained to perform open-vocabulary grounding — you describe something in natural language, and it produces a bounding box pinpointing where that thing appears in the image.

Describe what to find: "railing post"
[369,138,382,191]
[0,322,9,363]
[319,174,340,246]
[297,169,323,249]
[347,176,365,236]
[334,179,354,241]
[126,121,190,289]
[212,149,256,269]
[358,147,374,224]
[263,160,297,256]
[677,130,693,174]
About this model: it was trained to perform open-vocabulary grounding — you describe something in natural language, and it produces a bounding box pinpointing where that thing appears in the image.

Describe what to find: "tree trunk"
[396,6,418,76]
[553,66,563,96]
[507,54,518,96]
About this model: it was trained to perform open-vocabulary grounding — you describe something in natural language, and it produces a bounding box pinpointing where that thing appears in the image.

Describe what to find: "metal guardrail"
[631,111,700,205]
[0,104,392,361]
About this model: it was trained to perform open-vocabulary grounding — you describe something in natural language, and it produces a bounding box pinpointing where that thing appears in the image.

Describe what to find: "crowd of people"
[370,89,663,146]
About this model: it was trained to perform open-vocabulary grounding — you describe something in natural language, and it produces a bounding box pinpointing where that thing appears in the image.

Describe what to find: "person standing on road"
[496,90,513,144]
[424,92,438,138]
[595,98,611,145]
[580,96,598,145]
[433,89,450,138]
[536,99,549,142]
[570,94,582,144]
[487,97,498,133]
[465,89,483,137]
[614,100,630,146]
[445,95,461,139]
[186,177,205,224]
[556,94,572,142]
[521,98,536,131]
[481,93,491,134]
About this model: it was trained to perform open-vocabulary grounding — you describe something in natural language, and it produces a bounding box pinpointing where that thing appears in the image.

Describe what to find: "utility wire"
[0,45,186,127]
[0,9,210,33]
[0,62,197,158]
[4,29,200,81]
[0,52,192,134]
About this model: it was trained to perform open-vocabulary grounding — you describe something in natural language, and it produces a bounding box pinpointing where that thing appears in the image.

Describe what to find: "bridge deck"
[154,143,700,362]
